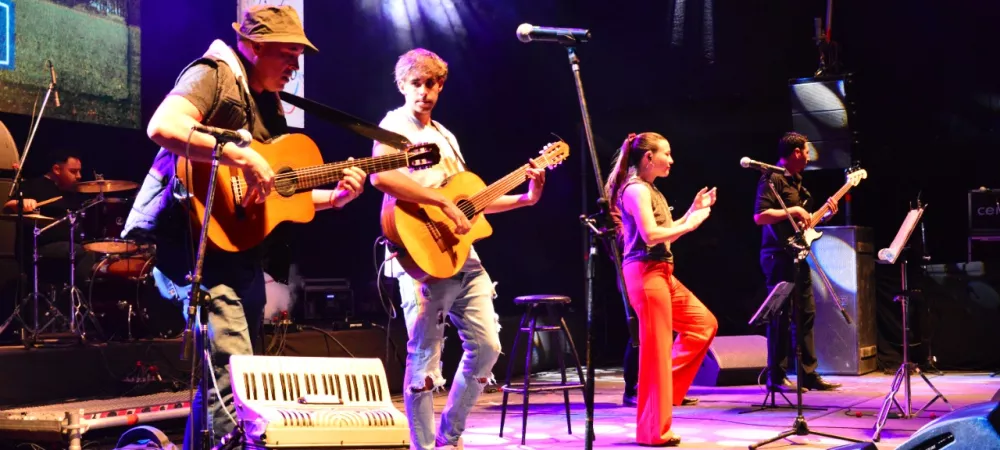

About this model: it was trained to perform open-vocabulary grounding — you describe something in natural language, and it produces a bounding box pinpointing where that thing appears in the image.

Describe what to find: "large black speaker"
[789,75,857,170]
[807,226,878,375]
[692,335,768,386]
[896,401,1000,450]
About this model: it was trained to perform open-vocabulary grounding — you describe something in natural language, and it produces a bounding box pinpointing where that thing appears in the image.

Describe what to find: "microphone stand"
[181,139,225,450]
[561,43,635,449]
[1,71,59,345]
[749,171,861,449]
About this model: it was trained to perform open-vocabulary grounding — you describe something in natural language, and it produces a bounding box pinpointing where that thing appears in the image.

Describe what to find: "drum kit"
[0,177,183,346]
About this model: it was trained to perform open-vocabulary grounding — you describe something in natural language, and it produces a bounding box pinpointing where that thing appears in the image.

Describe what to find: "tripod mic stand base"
[871,362,953,442]
[739,389,826,414]
[749,416,863,450]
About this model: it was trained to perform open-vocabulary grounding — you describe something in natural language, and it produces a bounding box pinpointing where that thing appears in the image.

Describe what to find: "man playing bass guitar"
[370,48,545,450]
[753,132,842,393]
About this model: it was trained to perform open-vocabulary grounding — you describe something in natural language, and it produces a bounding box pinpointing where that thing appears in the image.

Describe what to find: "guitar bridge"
[231,176,245,205]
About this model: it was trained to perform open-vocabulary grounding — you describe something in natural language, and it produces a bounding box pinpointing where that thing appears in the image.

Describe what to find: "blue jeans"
[398,270,501,450]
[151,247,265,448]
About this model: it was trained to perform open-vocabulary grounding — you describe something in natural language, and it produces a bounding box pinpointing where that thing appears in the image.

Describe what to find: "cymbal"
[74,180,138,193]
[0,213,56,222]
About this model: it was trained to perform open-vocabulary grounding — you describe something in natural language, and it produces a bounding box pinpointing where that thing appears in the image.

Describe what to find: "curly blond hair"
[394,48,448,86]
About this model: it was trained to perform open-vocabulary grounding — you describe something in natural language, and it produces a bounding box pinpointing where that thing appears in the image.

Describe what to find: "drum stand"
[0,219,67,346]
[35,200,106,342]
[65,207,104,339]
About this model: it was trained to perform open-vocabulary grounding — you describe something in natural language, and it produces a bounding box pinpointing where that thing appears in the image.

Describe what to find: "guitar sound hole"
[455,199,474,220]
[273,166,297,197]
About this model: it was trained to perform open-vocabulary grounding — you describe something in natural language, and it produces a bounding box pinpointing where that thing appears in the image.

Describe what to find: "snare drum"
[81,198,146,254]
[89,252,184,340]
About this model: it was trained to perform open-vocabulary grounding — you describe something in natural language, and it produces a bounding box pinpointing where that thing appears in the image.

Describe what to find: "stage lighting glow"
[808,235,855,290]
[591,424,628,434]
[670,426,703,436]
[464,426,506,434]
[716,428,786,440]
[357,0,468,49]
[520,431,552,440]
[462,434,509,445]
[716,440,759,447]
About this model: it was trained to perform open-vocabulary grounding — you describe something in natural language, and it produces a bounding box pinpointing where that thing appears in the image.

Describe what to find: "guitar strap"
[278,91,413,150]
[428,120,469,171]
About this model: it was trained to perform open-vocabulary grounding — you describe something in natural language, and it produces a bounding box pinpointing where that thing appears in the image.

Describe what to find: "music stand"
[740,282,824,414]
[749,281,794,328]
[872,205,953,441]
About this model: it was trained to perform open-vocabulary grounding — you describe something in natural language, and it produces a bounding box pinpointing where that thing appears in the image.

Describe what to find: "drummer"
[2,149,92,282]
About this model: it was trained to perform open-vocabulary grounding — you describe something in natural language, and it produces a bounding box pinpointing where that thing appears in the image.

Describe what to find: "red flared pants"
[623,260,718,445]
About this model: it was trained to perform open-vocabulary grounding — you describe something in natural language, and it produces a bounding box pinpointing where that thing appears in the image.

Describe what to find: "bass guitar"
[789,164,868,256]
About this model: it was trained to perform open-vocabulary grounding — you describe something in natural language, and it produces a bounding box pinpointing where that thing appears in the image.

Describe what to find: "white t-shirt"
[378,106,483,278]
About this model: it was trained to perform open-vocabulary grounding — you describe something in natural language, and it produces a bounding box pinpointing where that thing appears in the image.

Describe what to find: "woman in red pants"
[606,132,719,446]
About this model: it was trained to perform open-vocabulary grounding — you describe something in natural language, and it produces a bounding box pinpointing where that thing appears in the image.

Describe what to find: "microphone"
[740,157,788,175]
[47,60,60,108]
[516,23,591,44]
[192,125,252,148]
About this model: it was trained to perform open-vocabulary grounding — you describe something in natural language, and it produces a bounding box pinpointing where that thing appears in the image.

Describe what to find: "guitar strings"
[271,153,409,182]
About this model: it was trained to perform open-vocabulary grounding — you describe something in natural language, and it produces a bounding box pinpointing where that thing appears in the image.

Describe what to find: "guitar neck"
[465,154,550,216]
[808,180,854,228]
[293,153,410,190]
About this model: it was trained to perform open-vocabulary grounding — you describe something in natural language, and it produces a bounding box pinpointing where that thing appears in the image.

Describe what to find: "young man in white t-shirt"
[371,48,546,450]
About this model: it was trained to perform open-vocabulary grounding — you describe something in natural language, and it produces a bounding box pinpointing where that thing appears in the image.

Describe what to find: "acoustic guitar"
[381,141,570,281]
[177,133,440,252]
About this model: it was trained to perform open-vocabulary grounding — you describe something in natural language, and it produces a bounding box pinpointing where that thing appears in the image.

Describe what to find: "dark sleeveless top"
[619,178,674,264]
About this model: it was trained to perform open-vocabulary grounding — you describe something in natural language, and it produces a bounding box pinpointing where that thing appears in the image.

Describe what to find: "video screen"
[0,0,141,129]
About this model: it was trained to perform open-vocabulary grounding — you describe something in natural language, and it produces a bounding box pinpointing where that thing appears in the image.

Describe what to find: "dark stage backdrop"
[1,0,998,369]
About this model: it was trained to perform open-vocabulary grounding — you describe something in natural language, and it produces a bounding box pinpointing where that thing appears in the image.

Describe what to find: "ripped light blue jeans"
[398,269,502,450]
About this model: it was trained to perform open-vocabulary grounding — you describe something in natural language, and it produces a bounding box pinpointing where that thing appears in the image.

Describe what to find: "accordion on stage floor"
[229,355,410,449]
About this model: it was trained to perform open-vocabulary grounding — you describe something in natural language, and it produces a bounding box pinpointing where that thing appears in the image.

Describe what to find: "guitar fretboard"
[808,176,859,228]
[277,153,411,191]
[460,153,552,218]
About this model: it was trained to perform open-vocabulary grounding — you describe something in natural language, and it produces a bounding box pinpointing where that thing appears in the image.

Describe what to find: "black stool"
[500,295,586,445]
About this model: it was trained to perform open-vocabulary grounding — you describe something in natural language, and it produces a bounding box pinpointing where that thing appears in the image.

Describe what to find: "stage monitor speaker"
[692,335,767,386]
[896,401,1000,450]
[790,75,857,170]
[807,226,878,376]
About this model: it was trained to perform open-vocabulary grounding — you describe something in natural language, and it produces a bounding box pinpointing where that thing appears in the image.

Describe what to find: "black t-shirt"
[754,171,813,255]
[16,176,85,248]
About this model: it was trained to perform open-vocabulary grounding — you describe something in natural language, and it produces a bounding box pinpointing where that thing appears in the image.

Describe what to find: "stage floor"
[430,368,998,449]
[2,366,997,449]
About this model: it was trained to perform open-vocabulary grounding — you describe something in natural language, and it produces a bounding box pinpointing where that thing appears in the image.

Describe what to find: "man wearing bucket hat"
[123,5,366,445]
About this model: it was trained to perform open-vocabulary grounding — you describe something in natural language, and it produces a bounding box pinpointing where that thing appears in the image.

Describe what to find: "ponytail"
[604,132,667,247]
[605,133,639,247]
